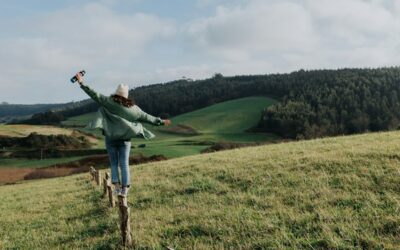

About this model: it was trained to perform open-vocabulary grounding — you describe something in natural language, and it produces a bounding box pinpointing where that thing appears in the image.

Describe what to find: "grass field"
[0,124,98,145]
[167,96,275,133]
[0,124,76,137]
[61,112,100,127]
[0,124,99,170]
[1,131,399,249]
[62,96,279,158]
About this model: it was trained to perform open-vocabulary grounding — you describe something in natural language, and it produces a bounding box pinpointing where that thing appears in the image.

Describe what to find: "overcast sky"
[1,0,400,104]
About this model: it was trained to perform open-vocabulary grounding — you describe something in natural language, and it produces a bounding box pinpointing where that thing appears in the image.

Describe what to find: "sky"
[1,0,400,104]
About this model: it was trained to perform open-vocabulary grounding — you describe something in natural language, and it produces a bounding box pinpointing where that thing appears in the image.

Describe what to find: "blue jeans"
[105,137,131,187]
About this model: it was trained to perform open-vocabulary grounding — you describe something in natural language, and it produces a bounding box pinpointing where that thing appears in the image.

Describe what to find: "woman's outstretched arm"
[129,105,171,126]
[131,105,164,125]
[75,73,108,105]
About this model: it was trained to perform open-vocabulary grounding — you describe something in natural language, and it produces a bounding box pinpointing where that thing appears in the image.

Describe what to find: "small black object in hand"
[70,70,86,83]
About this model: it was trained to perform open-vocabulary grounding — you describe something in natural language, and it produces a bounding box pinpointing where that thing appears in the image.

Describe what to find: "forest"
[21,67,400,139]
[258,68,400,138]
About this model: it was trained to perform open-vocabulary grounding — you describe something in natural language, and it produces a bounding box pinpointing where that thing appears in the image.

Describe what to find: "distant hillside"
[29,67,400,139]
[0,103,64,123]
[130,68,400,139]
[1,130,399,248]
[62,97,279,158]
[10,99,94,125]
[0,103,64,117]
[0,99,94,123]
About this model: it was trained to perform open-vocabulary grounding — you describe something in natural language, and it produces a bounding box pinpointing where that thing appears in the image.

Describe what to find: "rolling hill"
[62,96,274,133]
[0,103,66,122]
[62,96,280,158]
[0,99,95,123]
[0,97,277,181]
[166,96,274,134]
[1,131,399,249]
[0,124,100,173]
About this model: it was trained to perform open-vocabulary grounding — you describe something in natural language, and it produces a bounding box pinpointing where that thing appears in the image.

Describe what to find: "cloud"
[184,0,400,75]
[305,0,400,67]
[0,2,176,103]
[189,1,317,53]
[306,0,397,46]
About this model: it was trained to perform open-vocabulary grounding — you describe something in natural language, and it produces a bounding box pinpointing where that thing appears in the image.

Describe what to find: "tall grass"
[128,131,400,249]
[1,131,400,249]
[0,175,121,249]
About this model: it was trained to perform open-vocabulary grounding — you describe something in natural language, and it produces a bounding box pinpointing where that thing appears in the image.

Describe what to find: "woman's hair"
[111,94,135,108]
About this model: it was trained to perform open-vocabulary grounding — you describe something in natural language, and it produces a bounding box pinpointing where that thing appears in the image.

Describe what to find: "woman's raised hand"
[163,119,172,126]
[75,72,84,85]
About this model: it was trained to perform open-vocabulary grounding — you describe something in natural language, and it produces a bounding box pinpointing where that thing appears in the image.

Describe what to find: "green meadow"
[1,131,399,249]
[62,96,279,158]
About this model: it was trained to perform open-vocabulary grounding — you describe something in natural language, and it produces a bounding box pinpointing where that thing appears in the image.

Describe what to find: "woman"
[74,72,171,196]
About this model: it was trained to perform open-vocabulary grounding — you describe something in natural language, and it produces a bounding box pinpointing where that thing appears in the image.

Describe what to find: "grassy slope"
[1,131,399,249]
[0,175,120,249]
[0,124,98,145]
[62,96,279,158]
[0,124,75,137]
[170,96,274,133]
[61,112,98,127]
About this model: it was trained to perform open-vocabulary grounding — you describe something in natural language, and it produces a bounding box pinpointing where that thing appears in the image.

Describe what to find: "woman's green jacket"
[80,83,164,140]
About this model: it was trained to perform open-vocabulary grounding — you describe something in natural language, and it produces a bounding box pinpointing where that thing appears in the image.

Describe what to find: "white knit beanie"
[115,84,129,99]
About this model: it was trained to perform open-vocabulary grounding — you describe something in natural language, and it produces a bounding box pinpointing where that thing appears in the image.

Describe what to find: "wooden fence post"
[90,166,96,181]
[103,173,109,197]
[118,195,132,247]
[107,174,115,207]
[96,171,101,186]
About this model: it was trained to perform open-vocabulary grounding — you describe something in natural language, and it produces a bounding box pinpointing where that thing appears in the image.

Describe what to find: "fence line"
[88,166,132,247]
[88,166,177,249]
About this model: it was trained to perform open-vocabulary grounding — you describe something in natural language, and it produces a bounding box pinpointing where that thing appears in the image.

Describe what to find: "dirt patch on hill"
[0,154,167,185]
[201,142,262,153]
[160,124,200,136]
[200,140,291,153]
[0,168,36,184]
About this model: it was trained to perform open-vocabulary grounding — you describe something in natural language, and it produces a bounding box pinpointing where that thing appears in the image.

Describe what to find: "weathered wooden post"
[106,174,115,207]
[103,173,109,197]
[96,170,101,186]
[90,166,96,181]
[118,195,132,247]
